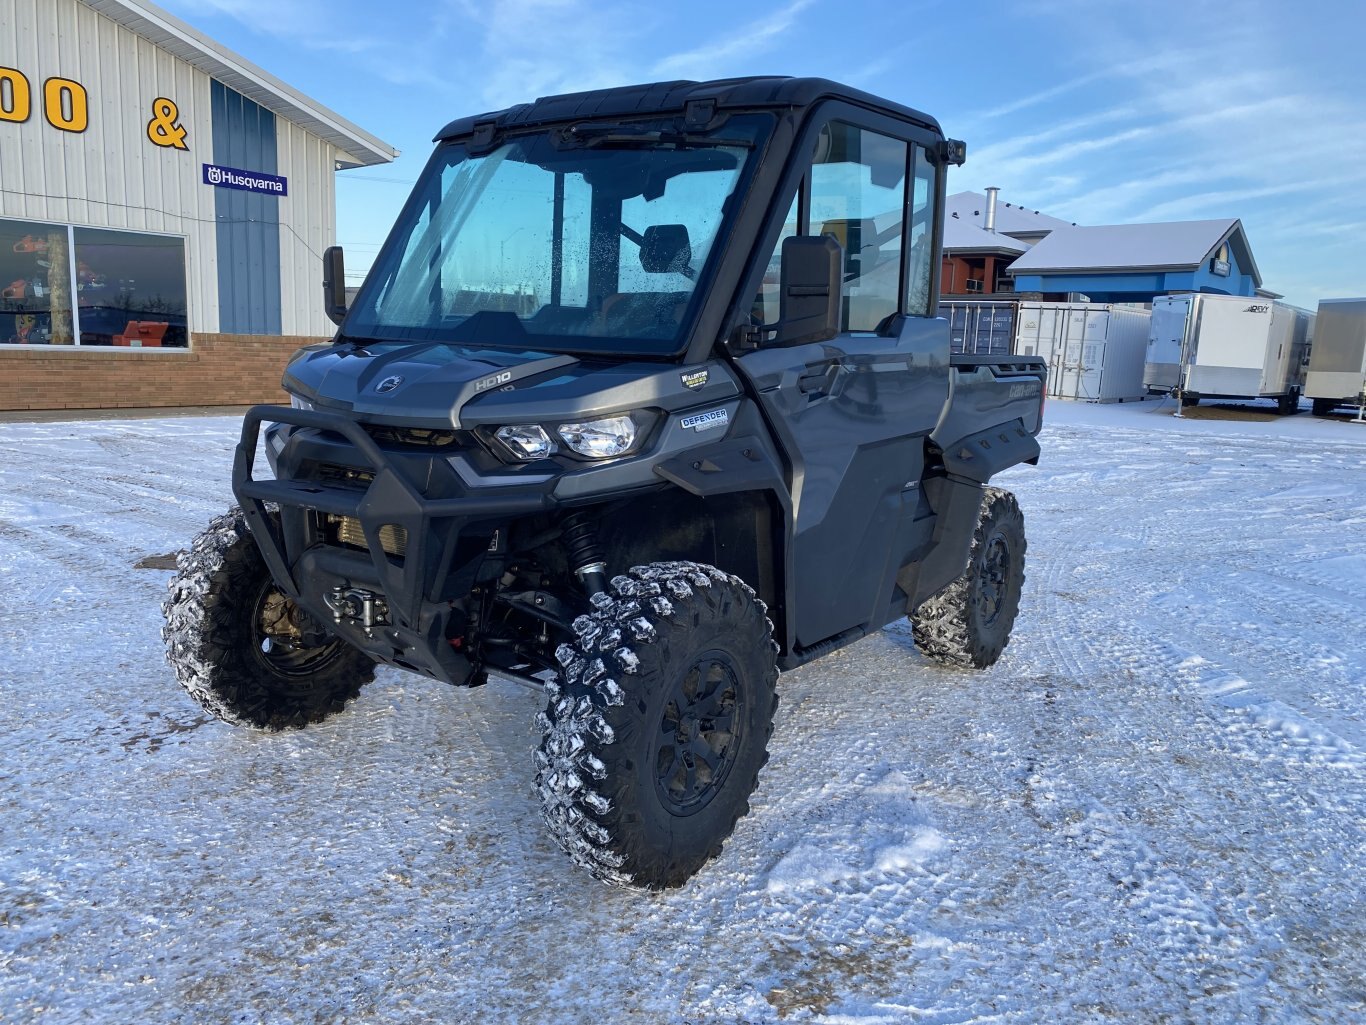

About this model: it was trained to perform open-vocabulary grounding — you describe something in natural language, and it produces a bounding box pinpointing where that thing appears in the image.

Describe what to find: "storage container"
[1013,302,1151,402]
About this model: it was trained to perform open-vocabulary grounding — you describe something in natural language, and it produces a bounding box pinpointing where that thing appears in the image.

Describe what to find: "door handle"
[798,363,841,396]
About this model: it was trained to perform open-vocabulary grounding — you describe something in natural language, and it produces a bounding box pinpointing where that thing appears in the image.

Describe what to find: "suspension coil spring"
[561,511,608,594]
[561,511,604,569]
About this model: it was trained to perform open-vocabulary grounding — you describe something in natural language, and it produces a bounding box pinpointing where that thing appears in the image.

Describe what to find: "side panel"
[1307,299,1366,377]
[1305,370,1366,401]
[1190,295,1271,372]
[1186,364,1262,397]
[932,357,1045,448]
[735,317,949,649]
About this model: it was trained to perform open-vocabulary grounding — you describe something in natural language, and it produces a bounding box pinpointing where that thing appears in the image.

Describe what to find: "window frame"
[730,99,946,342]
[0,215,193,352]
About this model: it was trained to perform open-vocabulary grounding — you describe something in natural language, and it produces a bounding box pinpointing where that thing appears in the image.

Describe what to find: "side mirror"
[774,235,842,346]
[322,245,347,327]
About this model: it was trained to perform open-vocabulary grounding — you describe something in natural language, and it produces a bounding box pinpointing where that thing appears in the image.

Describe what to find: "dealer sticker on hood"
[681,408,728,432]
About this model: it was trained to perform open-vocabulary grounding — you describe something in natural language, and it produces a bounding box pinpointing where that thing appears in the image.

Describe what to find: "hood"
[283,342,578,427]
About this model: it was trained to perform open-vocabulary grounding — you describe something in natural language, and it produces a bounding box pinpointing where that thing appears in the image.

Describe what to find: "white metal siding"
[1,0,220,331]
[1,0,346,337]
[276,118,336,336]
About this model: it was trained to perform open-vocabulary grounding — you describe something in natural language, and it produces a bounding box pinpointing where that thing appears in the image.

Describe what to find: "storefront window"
[0,219,76,345]
[73,227,188,347]
[0,217,188,347]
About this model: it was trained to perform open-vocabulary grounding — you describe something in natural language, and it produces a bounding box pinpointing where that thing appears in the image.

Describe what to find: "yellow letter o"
[44,77,88,133]
[0,67,31,123]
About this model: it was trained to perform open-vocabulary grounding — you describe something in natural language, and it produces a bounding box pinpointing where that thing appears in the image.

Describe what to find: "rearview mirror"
[640,224,692,274]
[322,246,347,327]
[774,235,842,346]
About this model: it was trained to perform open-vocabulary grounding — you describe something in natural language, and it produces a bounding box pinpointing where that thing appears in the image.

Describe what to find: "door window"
[906,146,935,316]
[752,193,800,326]
[809,122,907,333]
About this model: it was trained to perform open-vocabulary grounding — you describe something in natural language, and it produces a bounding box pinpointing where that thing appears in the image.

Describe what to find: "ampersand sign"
[147,97,188,150]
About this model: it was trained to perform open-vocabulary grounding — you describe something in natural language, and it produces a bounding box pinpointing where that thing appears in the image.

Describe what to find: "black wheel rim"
[248,578,348,680]
[653,651,745,816]
[977,532,1012,627]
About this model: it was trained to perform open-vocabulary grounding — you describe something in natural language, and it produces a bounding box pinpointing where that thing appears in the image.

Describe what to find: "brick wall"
[0,333,324,410]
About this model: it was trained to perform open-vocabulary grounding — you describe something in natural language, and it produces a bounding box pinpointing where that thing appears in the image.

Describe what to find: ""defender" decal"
[681,408,728,432]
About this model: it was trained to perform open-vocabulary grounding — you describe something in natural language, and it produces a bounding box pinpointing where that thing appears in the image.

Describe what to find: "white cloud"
[952,5,1366,303]
[652,0,815,80]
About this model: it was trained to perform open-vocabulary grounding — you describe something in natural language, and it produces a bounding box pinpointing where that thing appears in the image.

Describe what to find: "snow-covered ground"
[1,399,1363,1024]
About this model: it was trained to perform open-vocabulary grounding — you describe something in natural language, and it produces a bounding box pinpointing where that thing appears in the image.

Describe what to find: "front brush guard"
[232,405,552,681]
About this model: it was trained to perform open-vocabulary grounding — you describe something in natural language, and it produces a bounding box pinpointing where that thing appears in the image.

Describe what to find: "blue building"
[1006,219,1262,303]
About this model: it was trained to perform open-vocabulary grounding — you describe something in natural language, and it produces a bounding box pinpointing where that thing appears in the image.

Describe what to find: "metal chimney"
[984,187,1000,232]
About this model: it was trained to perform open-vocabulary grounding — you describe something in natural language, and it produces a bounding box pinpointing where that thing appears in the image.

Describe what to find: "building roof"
[943,216,1028,255]
[83,0,398,168]
[1006,218,1262,287]
[946,191,1075,238]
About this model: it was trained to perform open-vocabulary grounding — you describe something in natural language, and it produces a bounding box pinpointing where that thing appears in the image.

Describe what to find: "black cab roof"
[434,76,944,143]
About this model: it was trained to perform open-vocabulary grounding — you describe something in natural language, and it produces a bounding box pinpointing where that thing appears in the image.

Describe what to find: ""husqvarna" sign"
[202,162,288,196]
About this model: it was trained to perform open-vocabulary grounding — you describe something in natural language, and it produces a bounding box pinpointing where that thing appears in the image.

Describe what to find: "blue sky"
[161,0,1366,309]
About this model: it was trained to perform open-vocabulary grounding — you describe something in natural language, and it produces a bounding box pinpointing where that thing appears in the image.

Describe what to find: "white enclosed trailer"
[1305,298,1366,417]
[1143,294,1312,414]
[1012,302,1151,402]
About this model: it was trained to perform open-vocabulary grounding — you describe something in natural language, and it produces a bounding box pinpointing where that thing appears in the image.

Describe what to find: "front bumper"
[233,405,555,683]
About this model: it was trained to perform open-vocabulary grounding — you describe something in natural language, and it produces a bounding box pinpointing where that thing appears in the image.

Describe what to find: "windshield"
[344,114,774,355]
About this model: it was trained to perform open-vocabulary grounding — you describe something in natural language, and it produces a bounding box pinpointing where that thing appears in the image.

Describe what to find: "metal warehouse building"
[0,0,396,411]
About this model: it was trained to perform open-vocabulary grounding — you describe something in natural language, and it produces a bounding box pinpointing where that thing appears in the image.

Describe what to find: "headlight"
[494,424,554,460]
[558,415,636,459]
[289,393,315,411]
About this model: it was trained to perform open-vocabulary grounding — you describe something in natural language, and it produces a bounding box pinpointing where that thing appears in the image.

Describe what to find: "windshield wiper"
[562,122,754,150]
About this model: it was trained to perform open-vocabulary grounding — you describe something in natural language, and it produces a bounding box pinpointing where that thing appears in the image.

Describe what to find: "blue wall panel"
[1013,257,1257,302]
[211,80,282,335]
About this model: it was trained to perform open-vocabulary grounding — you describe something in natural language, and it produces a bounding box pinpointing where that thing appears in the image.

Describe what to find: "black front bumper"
[233,405,555,684]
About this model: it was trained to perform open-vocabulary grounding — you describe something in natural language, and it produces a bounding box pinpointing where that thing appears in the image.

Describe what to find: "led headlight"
[557,415,637,459]
[494,424,554,460]
[289,393,315,411]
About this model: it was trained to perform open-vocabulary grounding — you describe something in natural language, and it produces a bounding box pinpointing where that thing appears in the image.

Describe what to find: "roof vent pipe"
[984,187,1000,232]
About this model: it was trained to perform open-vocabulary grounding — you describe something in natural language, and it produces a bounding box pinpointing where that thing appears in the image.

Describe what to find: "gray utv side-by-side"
[163,77,1046,889]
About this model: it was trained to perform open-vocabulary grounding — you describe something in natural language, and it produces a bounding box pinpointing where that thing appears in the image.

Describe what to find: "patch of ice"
[766,845,856,892]
[873,828,947,873]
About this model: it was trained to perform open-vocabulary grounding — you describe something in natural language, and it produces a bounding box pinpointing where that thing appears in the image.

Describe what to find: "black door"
[735,118,947,650]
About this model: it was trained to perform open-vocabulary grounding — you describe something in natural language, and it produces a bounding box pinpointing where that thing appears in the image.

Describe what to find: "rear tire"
[1277,389,1300,416]
[162,508,375,730]
[1312,398,1338,417]
[534,562,778,889]
[911,487,1026,670]
[1180,392,1200,407]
